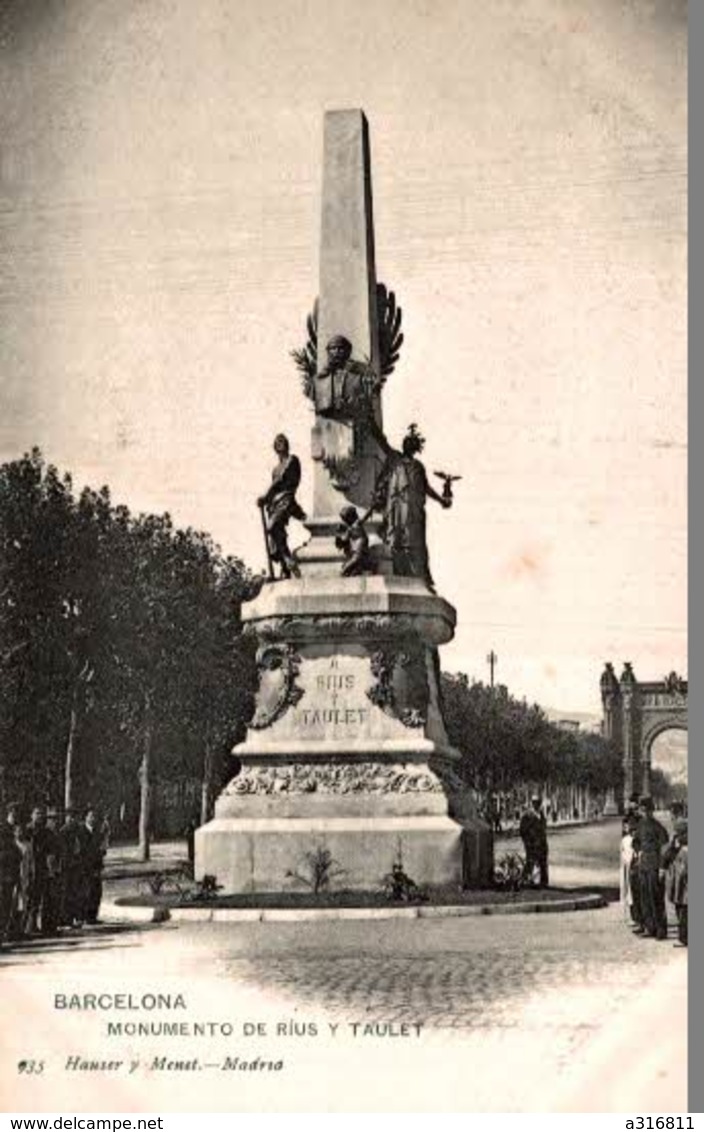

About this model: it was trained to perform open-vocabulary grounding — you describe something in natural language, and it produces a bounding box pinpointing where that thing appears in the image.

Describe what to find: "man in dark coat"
[520,795,549,887]
[60,809,86,927]
[0,802,23,944]
[41,808,64,936]
[81,808,106,924]
[20,805,52,935]
[663,817,688,946]
[636,796,669,940]
[627,815,645,933]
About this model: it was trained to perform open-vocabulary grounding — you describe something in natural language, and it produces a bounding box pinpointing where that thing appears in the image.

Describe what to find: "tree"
[440,672,620,814]
[1,450,259,848]
[1,450,78,802]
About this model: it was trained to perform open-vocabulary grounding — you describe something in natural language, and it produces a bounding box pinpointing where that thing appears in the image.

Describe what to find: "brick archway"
[600,663,688,805]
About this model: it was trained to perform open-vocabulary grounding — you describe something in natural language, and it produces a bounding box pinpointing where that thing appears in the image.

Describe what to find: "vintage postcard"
[0,0,688,1114]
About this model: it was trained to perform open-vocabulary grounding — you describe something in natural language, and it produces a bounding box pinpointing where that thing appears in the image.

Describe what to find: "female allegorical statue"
[371,422,452,593]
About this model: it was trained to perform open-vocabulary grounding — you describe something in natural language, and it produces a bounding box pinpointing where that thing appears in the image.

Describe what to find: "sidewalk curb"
[102,892,606,925]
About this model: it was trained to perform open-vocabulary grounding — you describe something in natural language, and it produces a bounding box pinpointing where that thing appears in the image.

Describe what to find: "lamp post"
[486,651,498,822]
[487,649,497,690]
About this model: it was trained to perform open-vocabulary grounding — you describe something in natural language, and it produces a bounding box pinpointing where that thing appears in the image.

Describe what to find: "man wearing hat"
[636,796,669,940]
[520,795,549,887]
[20,804,52,935]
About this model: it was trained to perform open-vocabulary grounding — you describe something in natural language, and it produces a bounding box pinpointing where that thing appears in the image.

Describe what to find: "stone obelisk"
[196,110,492,893]
[300,109,386,570]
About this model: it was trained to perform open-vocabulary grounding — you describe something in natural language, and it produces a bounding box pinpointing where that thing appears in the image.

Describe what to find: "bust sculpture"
[314,335,382,421]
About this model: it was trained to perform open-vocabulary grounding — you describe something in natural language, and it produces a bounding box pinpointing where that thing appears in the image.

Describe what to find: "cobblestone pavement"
[1,819,687,1111]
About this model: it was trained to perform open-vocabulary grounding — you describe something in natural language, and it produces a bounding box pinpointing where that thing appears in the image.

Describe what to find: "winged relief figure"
[291,284,404,411]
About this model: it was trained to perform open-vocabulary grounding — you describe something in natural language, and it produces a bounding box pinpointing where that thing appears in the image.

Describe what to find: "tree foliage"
[0,449,258,849]
[441,673,621,805]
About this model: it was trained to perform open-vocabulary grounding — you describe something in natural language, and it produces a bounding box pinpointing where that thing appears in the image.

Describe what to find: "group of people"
[0,801,109,948]
[620,796,688,946]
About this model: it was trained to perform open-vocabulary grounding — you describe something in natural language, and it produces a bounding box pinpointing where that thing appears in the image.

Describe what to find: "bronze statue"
[335,505,372,576]
[371,423,452,592]
[257,434,306,580]
[314,335,382,420]
[291,287,403,405]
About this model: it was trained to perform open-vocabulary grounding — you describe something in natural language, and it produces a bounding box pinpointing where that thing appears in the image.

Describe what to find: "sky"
[0,0,687,715]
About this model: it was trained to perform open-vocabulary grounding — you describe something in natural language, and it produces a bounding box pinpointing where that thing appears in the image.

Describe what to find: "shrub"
[381,849,427,903]
[286,846,346,895]
[493,851,525,892]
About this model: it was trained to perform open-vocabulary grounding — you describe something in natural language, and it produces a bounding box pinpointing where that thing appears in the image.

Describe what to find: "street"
[0,820,687,1112]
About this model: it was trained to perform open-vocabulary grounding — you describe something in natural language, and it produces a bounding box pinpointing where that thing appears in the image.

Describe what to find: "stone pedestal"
[196,576,492,893]
[602,787,620,816]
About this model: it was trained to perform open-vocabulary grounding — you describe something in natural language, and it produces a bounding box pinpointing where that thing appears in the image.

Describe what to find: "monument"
[600,661,688,811]
[196,110,492,892]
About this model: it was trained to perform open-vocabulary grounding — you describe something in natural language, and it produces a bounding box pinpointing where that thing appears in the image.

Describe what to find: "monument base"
[602,788,620,816]
[195,575,493,895]
[196,814,484,894]
[196,757,492,894]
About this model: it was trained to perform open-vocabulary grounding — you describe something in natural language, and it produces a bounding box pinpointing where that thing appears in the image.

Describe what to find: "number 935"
[17,1060,44,1075]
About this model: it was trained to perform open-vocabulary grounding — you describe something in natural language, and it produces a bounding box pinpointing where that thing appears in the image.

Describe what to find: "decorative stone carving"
[367,647,428,728]
[376,283,404,378]
[246,612,449,646]
[249,644,304,730]
[664,671,688,703]
[224,762,443,796]
[600,661,619,702]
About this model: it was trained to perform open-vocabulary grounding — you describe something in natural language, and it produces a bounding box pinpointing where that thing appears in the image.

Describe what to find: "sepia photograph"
[0,0,688,1114]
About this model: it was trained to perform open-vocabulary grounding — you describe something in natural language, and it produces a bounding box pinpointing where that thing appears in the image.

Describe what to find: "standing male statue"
[371,423,452,592]
[257,434,306,580]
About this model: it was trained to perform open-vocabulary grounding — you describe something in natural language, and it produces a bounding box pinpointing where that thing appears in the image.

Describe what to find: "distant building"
[556,719,581,732]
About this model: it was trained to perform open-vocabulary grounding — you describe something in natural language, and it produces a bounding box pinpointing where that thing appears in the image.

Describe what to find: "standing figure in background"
[519,795,549,888]
[20,805,51,935]
[185,815,198,871]
[60,809,86,928]
[42,808,64,936]
[636,796,669,940]
[100,812,112,853]
[620,816,637,924]
[257,434,306,580]
[663,817,688,947]
[0,802,23,945]
[82,808,106,925]
[629,823,644,934]
[371,423,451,592]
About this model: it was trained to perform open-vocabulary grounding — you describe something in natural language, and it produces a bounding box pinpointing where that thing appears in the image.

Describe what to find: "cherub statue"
[335,505,372,577]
